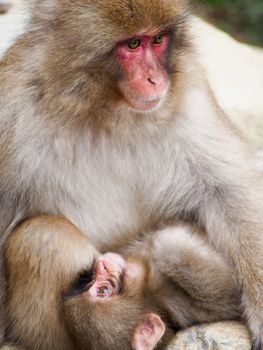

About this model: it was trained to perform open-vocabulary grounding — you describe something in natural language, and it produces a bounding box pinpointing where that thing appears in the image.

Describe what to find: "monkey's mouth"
[66,266,95,297]
[124,85,169,112]
[128,97,162,112]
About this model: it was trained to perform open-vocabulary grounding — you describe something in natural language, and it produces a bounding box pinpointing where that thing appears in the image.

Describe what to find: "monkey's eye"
[127,39,141,50]
[96,285,112,298]
[152,34,164,45]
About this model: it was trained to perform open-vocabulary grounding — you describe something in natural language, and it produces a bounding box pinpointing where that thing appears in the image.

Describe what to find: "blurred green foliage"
[193,0,263,46]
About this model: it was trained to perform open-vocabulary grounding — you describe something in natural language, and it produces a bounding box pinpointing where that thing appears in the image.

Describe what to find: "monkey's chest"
[47,148,181,251]
[56,169,153,250]
[32,128,194,251]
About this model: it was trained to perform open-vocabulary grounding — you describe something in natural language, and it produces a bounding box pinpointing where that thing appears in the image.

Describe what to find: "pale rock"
[167,321,251,350]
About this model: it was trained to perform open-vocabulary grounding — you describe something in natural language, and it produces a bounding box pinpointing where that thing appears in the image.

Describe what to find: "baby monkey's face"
[87,253,147,301]
[64,253,165,350]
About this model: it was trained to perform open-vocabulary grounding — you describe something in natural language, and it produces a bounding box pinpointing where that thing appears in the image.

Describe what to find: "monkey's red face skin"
[87,253,126,299]
[116,33,170,112]
[86,253,145,301]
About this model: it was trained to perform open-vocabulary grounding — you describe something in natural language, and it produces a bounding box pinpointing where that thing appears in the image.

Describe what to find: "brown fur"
[124,226,240,326]
[4,217,173,350]
[65,225,241,350]
[0,0,263,347]
[4,217,98,350]
[4,218,238,350]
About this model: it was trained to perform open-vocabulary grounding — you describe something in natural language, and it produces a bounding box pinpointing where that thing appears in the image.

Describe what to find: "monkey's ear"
[132,313,165,350]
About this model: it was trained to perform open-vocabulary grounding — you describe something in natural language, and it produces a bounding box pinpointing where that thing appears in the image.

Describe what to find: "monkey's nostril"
[148,77,156,85]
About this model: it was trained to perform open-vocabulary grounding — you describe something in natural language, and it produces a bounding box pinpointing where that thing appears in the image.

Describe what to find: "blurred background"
[193,0,263,46]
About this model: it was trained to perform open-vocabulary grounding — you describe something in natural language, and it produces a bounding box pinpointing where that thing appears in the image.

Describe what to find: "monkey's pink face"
[87,253,125,299]
[116,32,171,112]
[87,253,144,300]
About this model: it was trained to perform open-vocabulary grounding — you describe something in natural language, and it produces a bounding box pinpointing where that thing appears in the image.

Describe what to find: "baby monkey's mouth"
[65,264,96,297]
[86,253,127,300]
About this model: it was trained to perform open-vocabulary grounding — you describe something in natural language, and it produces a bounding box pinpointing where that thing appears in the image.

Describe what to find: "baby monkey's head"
[64,253,172,350]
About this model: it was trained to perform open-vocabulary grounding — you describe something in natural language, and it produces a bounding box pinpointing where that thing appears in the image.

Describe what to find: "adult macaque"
[0,0,262,347]
[4,217,239,350]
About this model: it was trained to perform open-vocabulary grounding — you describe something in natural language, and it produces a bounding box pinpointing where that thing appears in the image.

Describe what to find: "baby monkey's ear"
[132,313,165,350]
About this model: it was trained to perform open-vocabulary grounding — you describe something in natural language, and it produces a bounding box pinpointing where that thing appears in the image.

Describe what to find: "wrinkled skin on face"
[116,32,171,112]
[87,253,146,300]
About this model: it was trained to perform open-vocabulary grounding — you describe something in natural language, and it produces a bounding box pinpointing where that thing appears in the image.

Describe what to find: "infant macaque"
[65,226,240,350]
[4,217,240,350]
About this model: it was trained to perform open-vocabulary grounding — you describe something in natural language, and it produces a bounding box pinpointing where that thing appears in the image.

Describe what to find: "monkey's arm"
[149,226,240,317]
[175,78,263,346]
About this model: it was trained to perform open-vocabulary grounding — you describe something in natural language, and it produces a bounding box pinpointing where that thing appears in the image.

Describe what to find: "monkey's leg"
[197,186,263,350]
[150,226,240,319]
[4,216,99,350]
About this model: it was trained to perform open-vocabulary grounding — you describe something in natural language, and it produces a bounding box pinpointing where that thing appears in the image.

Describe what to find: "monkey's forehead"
[56,0,189,38]
[97,0,187,31]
